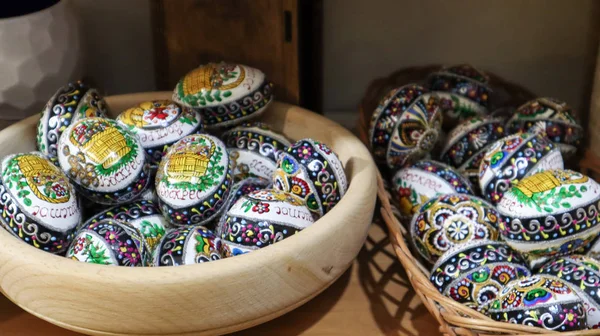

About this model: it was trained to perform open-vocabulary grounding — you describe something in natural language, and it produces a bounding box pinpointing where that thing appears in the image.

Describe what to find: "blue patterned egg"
[153,225,229,266]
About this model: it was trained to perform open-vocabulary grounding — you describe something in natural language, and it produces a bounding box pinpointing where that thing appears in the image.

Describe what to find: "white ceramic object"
[0,151,80,254]
[156,134,233,226]
[172,62,274,128]
[539,255,600,329]
[0,1,81,122]
[116,100,203,167]
[222,122,291,182]
[220,189,314,255]
[154,225,229,266]
[497,169,600,268]
[57,117,151,205]
[488,275,587,331]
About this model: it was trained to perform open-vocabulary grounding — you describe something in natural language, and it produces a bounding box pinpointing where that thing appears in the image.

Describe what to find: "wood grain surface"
[0,220,439,336]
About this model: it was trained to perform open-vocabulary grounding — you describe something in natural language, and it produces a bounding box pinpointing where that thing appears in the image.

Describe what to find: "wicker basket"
[358,65,600,335]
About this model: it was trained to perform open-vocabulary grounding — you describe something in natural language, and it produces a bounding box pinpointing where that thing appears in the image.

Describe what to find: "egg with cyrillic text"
[0,151,81,254]
[156,134,233,226]
[57,117,152,205]
[219,189,313,256]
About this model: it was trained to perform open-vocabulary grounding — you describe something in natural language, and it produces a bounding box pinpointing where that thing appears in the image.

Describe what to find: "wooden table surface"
[0,221,439,336]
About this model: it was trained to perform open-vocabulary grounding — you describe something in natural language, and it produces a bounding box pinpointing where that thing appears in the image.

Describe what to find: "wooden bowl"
[0,92,377,336]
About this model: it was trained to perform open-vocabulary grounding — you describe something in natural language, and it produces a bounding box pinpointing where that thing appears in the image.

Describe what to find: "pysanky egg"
[172,62,274,129]
[391,160,473,224]
[427,64,491,130]
[222,122,291,182]
[219,189,313,256]
[82,200,170,250]
[57,117,151,205]
[156,134,233,226]
[66,218,151,266]
[497,169,600,268]
[215,178,270,237]
[369,84,442,169]
[0,152,80,254]
[154,225,229,266]
[488,275,587,331]
[507,98,583,158]
[430,240,531,312]
[116,100,203,168]
[273,138,347,219]
[539,255,600,328]
[440,116,506,187]
[37,81,108,163]
[410,193,501,264]
[479,130,564,205]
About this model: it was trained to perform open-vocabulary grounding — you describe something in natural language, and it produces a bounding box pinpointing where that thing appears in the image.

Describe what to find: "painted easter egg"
[369,84,442,169]
[440,116,506,188]
[479,131,563,205]
[66,218,151,266]
[0,152,80,254]
[156,134,233,226]
[427,64,491,130]
[116,100,203,168]
[58,117,152,205]
[215,177,270,237]
[497,169,600,268]
[507,98,583,158]
[82,200,170,250]
[539,255,600,329]
[410,194,501,264]
[391,160,473,224]
[488,275,587,331]
[219,189,314,256]
[430,240,531,312]
[273,138,347,220]
[154,225,229,266]
[37,81,108,163]
[222,122,291,182]
[172,62,274,129]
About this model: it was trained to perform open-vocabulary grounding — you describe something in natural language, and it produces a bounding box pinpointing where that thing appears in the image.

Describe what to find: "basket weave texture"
[358,65,600,335]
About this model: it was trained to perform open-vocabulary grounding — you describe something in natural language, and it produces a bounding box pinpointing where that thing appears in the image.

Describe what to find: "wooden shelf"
[0,220,438,336]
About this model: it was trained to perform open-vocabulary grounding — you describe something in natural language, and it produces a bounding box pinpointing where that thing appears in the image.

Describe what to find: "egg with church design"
[219,189,314,256]
[0,152,81,254]
[156,134,233,226]
[273,138,348,220]
[222,122,291,182]
[497,169,600,269]
[57,117,152,205]
[116,100,203,168]
[172,62,274,129]
[154,225,229,266]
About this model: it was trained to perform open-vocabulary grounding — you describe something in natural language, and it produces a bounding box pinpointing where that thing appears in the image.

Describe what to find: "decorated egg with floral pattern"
[479,130,564,205]
[66,218,151,266]
[216,177,270,236]
[497,169,600,268]
[427,64,491,130]
[273,138,347,220]
[0,152,81,254]
[391,160,473,224]
[488,275,587,331]
[116,100,203,168]
[57,117,152,205]
[37,81,108,164]
[222,122,291,182]
[154,225,229,266]
[431,240,531,312]
[82,200,170,251]
[219,189,313,256]
[539,255,600,328]
[156,134,232,226]
[410,193,501,264]
[506,98,583,158]
[172,62,274,129]
[369,84,442,169]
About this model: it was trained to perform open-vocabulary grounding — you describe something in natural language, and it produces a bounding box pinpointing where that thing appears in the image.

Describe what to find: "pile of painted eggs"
[369,64,600,331]
[0,62,348,268]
